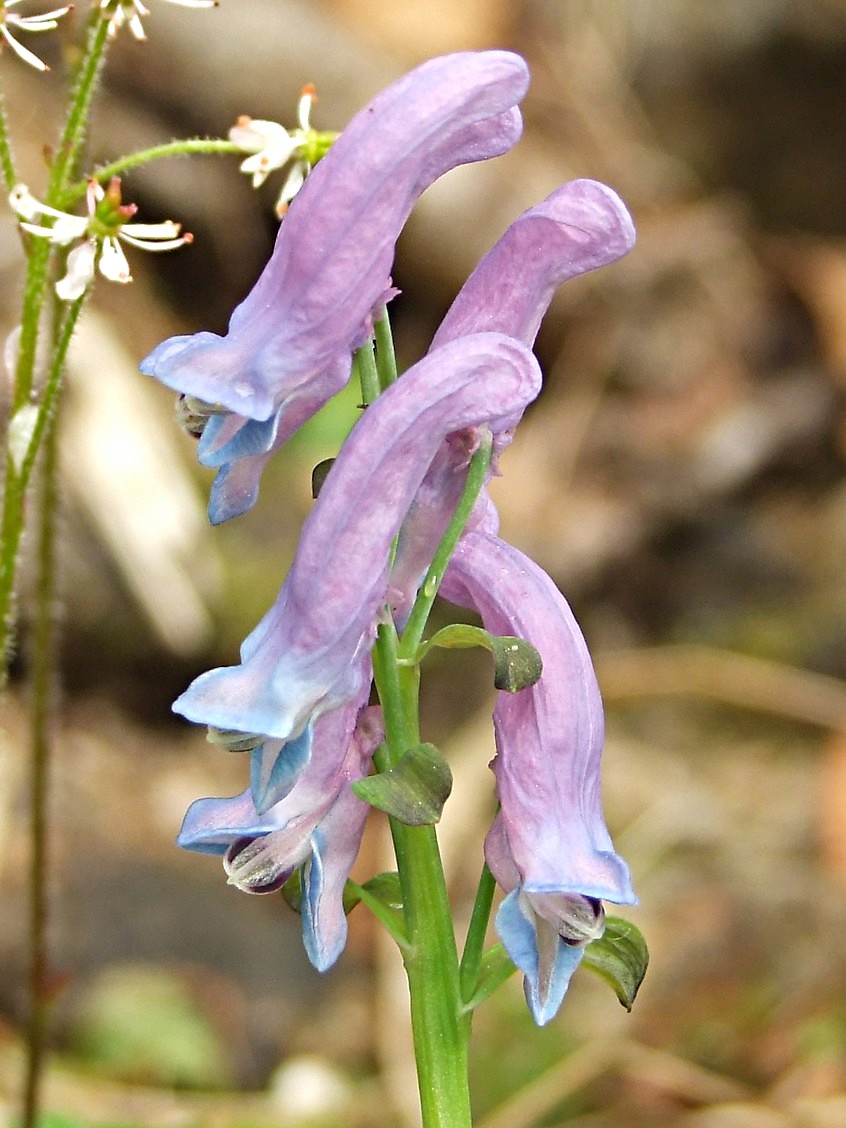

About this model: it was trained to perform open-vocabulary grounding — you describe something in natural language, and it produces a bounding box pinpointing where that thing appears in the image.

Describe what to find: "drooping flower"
[100,0,216,41]
[179,700,383,971]
[430,178,636,352]
[440,530,635,1024]
[140,50,530,521]
[229,84,337,218]
[172,333,541,812]
[390,179,636,611]
[10,178,192,300]
[0,0,70,70]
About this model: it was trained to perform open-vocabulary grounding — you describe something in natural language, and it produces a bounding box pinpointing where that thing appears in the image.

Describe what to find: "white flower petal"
[1,25,49,71]
[297,86,315,132]
[276,162,307,211]
[121,219,182,240]
[98,237,132,284]
[8,403,39,472]
[56,241,97,300]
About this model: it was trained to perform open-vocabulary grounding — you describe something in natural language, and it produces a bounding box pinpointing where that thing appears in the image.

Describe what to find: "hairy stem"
[21,406,60,1128]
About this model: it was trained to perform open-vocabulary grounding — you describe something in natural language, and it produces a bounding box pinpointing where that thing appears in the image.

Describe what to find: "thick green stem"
[372,623,472,1127]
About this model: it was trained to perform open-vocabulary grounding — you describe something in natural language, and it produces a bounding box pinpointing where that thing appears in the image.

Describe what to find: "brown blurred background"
[3,2,846,1125]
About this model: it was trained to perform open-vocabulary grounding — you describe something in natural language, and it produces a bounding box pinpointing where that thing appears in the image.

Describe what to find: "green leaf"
[420,624,543,692]
[582,916,649,1010]
[346,872,408,948]
[352,742,452,825]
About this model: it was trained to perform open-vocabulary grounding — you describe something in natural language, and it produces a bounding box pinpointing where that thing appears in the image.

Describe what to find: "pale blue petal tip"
[301,833,346,972]
[198,413,278,468]
[208,464,260,525]
[176,795,271,855]
[496,890,584,1026]
[250,726,313,814]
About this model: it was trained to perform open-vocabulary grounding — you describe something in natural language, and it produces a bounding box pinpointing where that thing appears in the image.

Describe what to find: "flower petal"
[55,240,97,300]
[390,180,635,609]
[496,889,587,1026]
[140,51,529,428]
[431,179,636,351]
[173,334,541,748]
[178,700,382,965]
[441,531,635,904]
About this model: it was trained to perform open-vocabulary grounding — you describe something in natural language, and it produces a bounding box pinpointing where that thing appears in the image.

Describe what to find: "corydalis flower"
[10,178,191,300]
[230,85,337,218]
[390,179,636,611]
[100,0,216,40]
[0,1,70,72]
[178,701,382,971]
[173,334,540,813]
[440,531,635,1024]
[140,50,529,521]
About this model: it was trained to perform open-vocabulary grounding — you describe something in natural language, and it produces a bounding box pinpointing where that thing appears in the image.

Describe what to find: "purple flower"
[173,333,541,811]
[178,701,384,972]
[389,179,635,610]
[140,50,530,522]
[440,530,635,1024]
[431,178,636,352]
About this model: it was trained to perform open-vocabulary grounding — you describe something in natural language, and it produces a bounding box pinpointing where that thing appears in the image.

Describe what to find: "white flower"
[100,0,217,41]
[9,179,192,301]
[0,1,71,72]
[230,85,335,218]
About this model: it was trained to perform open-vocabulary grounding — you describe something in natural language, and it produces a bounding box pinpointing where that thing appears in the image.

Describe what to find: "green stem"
[1,10,110,677]
[399,431,493,660]
[21,404,61,1128]
[46,12,110,204]
[354,337,380,407]
[372,622,472,1128]
[60,138,242,206]
[459,862,497,1005]
[0,297,85,682]
[0,87,18,192]
[374,306,398,391]
[18,298,86,491]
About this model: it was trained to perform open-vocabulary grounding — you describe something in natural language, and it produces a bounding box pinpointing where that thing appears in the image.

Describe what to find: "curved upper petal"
[390,179,636,607]
[431,178,635,352]
[140,51,529,425]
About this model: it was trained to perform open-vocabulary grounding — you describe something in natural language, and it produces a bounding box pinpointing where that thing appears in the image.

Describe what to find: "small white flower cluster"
[99,0,217,42]
[0,1,71,72]
[0,0,218,70]
[230,85,327,218]
[10,179,192,301]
